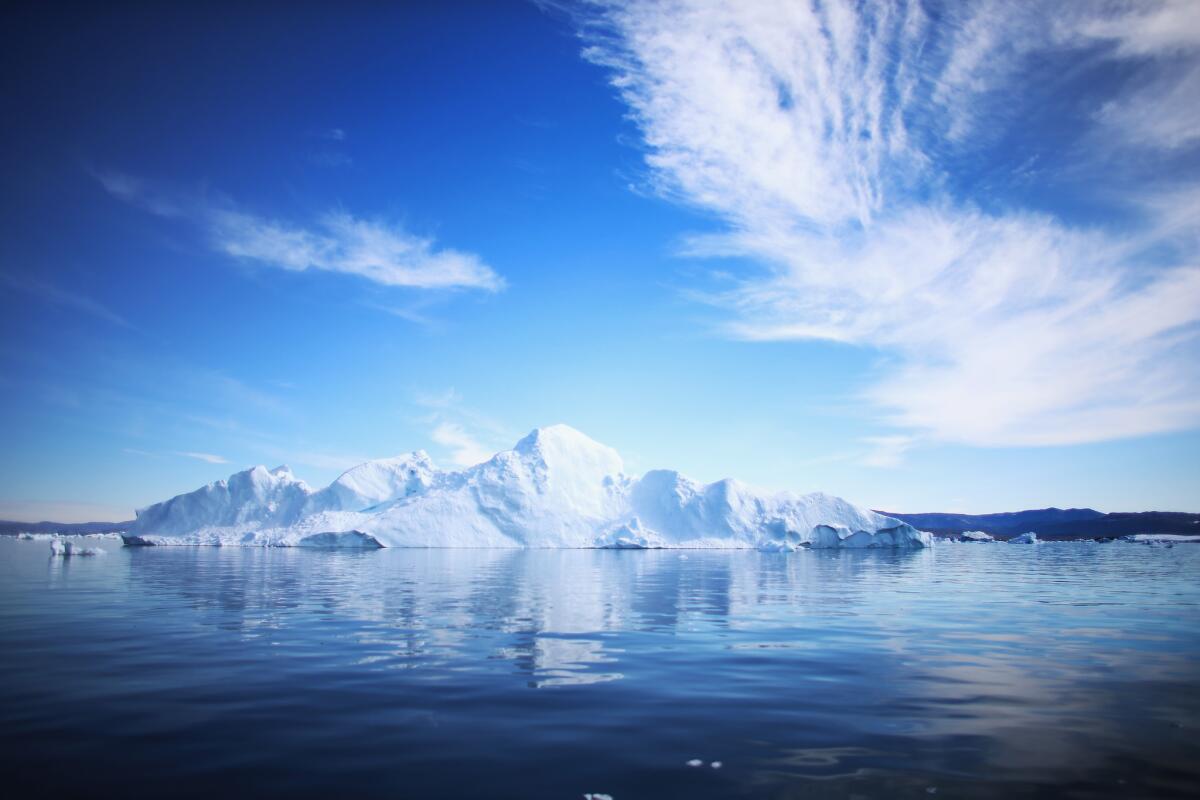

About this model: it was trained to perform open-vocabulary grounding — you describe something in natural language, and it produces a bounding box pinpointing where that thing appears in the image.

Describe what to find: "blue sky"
[1,0,1198,522]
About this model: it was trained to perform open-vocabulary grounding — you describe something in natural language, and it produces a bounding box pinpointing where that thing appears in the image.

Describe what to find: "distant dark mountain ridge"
[879,508,1200,540]
[0,519,133,535]
[878,508,1104,534]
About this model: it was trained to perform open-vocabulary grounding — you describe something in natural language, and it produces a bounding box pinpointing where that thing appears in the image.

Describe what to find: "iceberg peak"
[510,424,624,478]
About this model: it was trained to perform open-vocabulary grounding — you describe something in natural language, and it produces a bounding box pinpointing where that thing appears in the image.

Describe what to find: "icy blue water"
[1,537,1198,799]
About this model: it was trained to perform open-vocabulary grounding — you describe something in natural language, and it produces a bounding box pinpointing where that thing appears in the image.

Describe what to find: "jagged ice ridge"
[125,425,931,550]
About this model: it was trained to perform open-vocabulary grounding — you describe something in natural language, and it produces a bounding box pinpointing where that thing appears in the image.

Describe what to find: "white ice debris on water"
[49,539,105,557]
[957,530,995,543]
[1008,532,1039,544]
[1122,534,1200,544]
[583,794,613,800]
[686,759,704,767]
[122,425,932,551]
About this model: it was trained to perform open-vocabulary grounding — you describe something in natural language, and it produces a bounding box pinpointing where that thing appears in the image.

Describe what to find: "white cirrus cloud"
[1078,0,1200,150]
[1,272,134,329]
[430,421,494,468]
[96,171,504,292]
[580,0,1200,457]
[176,451,229,465]
[415,388,513,467]
[209,209,504,291]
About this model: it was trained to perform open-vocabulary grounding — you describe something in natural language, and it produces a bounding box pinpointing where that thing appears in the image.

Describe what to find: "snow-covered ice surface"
[15,531,121,541]
[124,425,930,550]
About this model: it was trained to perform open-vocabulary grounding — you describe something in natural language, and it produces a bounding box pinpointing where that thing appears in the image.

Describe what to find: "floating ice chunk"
[1122,534,1200,544]
[957,530,995,543]
[594,518,665,549]
[710,761,722,769]
[686,759,703,767]
[1008,532,1038,544]
[583,794,613,800]
[49,539,105,557]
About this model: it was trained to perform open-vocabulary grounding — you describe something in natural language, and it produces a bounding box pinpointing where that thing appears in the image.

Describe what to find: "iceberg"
[957,530,995,543]
[124,425,931,550]
[1008,532,1038,544]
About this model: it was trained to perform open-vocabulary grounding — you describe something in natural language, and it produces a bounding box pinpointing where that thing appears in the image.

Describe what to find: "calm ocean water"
[1,537,1198,799]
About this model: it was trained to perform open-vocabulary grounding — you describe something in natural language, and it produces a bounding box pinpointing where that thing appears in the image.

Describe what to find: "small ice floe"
[1008,532,1038,545]
[49,539,105,557]
[1122,534,1200,545]
[710,761,722,769]
[686,759,704,767]
[926,787,938,795]
[583,794,613,800]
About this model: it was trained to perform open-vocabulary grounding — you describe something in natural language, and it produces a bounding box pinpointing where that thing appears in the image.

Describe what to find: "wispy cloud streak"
[414,388,512,467]
[581,0,1200,454]
[175,451,229,464]
[2,272,133,329]
[96,172,504,292]
[430,421,493,467]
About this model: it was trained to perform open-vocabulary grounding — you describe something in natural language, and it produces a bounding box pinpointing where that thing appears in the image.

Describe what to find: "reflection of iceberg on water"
[496,636,623,688]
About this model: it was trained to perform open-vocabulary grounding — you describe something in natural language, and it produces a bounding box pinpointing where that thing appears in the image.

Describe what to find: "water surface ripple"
[1,538,1198,798]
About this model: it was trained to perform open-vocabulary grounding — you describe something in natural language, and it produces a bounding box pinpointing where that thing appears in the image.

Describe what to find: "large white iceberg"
[124,425,930,550]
